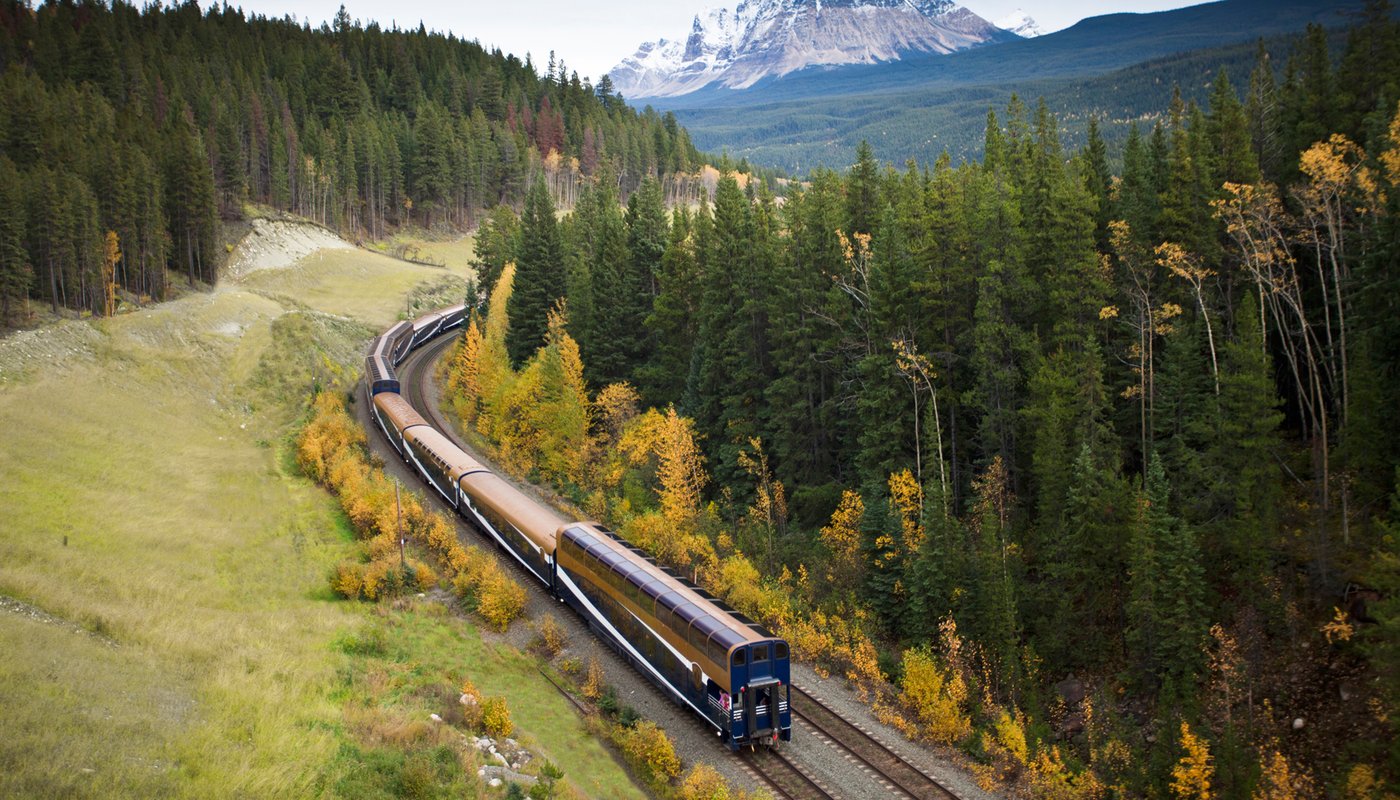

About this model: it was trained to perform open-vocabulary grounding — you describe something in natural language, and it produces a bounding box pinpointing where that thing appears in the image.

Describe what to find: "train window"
[775,642,788,659]
[733,649,746,666]
[753,645,769,663]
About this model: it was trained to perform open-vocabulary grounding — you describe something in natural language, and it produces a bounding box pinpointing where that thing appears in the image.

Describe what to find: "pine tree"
[508,178,565,367]
[0,156,31,323]
[638,206,697,409]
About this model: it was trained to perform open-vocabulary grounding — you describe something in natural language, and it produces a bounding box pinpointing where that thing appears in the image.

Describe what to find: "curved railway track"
[392,330,967,800]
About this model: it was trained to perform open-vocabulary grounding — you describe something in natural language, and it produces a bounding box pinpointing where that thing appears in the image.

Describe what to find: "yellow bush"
[481,696,513,738]
[680,763,732,800]
[621,721,681,781]
[331,561,365,599]
[583,656,605,701]
[898,646,970,744]
[538,614,566,656]
[476,567,527,631]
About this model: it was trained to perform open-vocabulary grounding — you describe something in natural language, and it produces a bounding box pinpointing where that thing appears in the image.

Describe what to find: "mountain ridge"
[609,0,1015,98]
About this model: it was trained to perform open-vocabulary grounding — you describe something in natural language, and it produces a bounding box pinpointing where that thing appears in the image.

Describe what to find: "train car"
[403,426,489,506]
[436,304,467,334]
[371,392,429,456]
[554,522,792,749]
[388,321,415,365]
[365,331,400,397]
[407,310,448,351]
[457,471,565,587]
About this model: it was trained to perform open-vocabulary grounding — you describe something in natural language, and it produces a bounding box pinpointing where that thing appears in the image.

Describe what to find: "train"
[363,306,793,750]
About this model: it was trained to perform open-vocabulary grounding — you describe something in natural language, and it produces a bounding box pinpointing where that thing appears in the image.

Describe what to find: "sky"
[212,0,1208,82]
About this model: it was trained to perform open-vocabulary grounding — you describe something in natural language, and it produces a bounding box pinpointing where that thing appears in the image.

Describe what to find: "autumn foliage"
[296,391,525,629]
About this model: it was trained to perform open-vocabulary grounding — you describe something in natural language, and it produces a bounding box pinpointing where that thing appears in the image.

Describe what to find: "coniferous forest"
[0,0,700,318]
[450,6,1400,796]
[4,0,1400,796]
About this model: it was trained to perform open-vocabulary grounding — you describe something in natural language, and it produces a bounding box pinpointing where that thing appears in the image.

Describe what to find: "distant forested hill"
[651,0,1368,169]
[0,0,701,318]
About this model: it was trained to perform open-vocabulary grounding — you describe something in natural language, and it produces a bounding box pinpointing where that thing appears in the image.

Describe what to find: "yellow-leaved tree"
[656,407,706,524]
[819,490,865,597]
[1171,722,1215,800]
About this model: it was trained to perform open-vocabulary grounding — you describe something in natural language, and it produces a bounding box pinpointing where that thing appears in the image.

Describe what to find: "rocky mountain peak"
[608,0,1009,99]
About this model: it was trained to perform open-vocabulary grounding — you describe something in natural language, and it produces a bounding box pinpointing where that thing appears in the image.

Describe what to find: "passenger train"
[364,306,793,750]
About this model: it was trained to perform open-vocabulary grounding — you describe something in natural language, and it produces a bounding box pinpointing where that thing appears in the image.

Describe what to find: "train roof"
[404,426,488,481]
[410,309,445,332]
[560,523,776,651]
[458,471,567,553]
[375,322,410,354]
[372,391,428,433]
[365,352,396,383]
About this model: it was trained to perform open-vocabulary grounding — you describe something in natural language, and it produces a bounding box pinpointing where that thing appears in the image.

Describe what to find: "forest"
[0,0,701,319]
[450,6,1400,797]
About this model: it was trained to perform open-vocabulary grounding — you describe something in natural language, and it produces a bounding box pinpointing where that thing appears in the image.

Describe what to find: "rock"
[1054,674,1086,707]
[489,778,502,788]
[429,713,442,723]
[477,767,486,777]
[1059,711,1086,738]
[1292,717,1305,730]
[494,753,509,767]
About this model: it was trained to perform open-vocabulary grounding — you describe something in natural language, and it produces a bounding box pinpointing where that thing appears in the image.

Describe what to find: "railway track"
[394,331,966,800]
[789,684,959,800]
[740,747,835,800]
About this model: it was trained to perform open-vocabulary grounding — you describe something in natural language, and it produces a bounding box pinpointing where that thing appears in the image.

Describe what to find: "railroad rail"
[789,684,958,800]
[740,747,835,800]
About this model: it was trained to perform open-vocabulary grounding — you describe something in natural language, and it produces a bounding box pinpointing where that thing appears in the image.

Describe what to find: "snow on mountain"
[608,0,1010,99]
[994,8,1043,38]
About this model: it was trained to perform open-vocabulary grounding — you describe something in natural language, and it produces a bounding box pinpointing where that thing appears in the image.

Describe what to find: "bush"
[898,646,971,745]
[537,614,566,656]
[481,696,513,738]
[619,721,681,782]
[583,656,605,701]
[680,763,733,800]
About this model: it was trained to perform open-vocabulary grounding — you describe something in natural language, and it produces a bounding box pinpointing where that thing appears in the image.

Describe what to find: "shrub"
[481,696,513,738]
[537,614,566,656]
[898,646,971,745]
[619,720,681,782]
[680,763,733,800]
[583,657,605,701]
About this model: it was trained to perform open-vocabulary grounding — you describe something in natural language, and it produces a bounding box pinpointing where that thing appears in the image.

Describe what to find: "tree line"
[468,5,1400,794]
[0,0,702,319]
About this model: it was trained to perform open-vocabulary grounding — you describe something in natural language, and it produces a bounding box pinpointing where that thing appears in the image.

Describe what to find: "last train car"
[554,522,791,749]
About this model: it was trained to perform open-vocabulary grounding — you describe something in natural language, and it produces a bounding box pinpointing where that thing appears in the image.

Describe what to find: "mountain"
[609,0,1014,99]
[649,0,1367,170]
[995,9,1043,38]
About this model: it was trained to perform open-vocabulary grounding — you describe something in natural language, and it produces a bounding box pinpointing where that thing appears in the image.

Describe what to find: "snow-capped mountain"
[608,0,1012,99]
[994,9,1043,38]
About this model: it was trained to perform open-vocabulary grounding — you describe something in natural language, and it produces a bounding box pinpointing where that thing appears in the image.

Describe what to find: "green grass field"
[0,229,639,799]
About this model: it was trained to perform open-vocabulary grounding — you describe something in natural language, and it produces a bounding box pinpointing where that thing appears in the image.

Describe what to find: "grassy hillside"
[0,229,638,798]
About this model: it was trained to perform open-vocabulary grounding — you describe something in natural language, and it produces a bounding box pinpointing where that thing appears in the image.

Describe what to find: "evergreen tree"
[638,206,697,408]
[0,156,31,322]
[508,177,564,366]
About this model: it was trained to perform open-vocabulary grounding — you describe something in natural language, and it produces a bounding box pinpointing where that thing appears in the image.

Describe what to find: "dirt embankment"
[224,218,354,281]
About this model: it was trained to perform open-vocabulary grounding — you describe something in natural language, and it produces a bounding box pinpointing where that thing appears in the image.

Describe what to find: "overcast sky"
[213,0,1208,82]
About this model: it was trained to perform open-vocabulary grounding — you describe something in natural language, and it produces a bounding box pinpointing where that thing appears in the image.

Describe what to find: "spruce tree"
[508,178,564,367]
